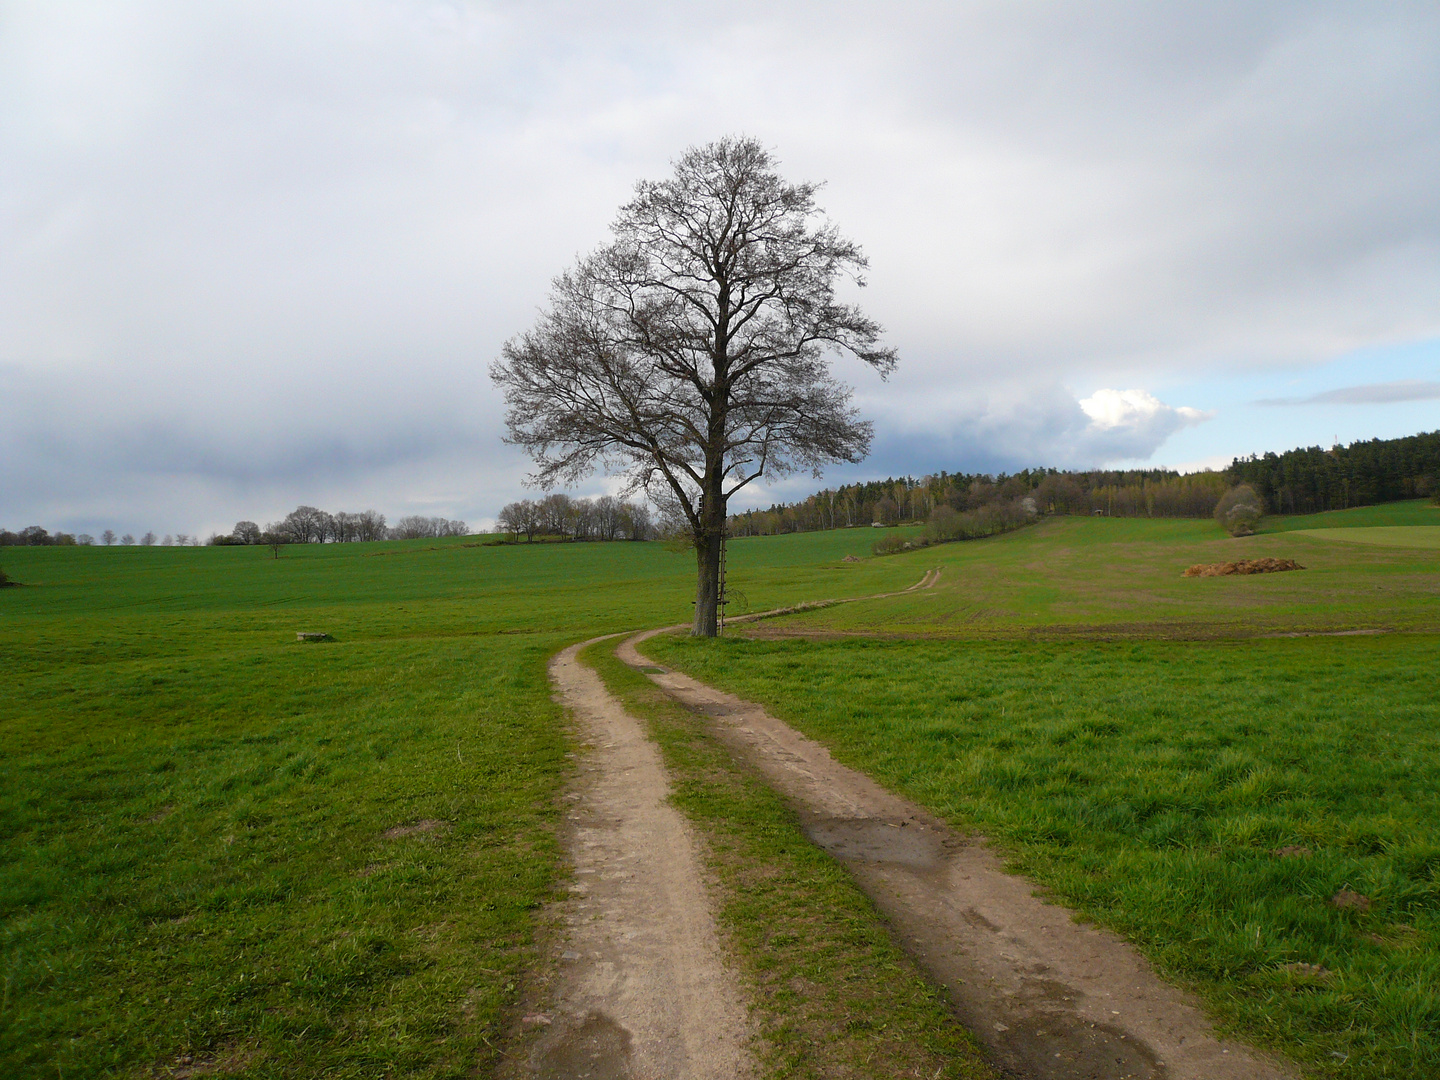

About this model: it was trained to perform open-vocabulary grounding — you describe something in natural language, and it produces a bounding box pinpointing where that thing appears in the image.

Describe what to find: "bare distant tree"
[621,501,653,541]
[121,533,135,545]
[101,529,117,546]
[76,534,94,546]
[141,532,156,546]
[261,523,290,558]
[495,502,525,540]
[281,506,328,544]
[497,499,541,541]
[232,521,262,545]
[174,533,190,547]
[355,510,387,542]
[594,495,623,541]
[492,137,895,635]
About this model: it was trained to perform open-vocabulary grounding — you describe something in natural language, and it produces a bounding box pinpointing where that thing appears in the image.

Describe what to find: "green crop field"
[4,501,1437,1078]
[640,501,1440,1079]
[0,531,916,1078]
[752,499,1440,638]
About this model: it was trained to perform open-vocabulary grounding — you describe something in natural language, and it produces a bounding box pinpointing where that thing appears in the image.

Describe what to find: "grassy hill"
[643,501,1440,1079]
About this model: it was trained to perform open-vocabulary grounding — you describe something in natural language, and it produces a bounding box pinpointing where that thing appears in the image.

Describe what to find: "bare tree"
[595,495,623,541]
[121,533,135,545]
[492,137,895,635]
[232,520,262,545]
[101,529,117,546]
[140,532,156,546]
[282,506,328,544]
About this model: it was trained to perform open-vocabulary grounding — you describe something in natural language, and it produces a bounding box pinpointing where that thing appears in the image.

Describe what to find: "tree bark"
[692,528,721,636]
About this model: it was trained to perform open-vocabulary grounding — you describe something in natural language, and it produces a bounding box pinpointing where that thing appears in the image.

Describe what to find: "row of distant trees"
[217,506,469,546]
[494,494,655,541]
[2,507,469,549]
[731,430,1439,539]
[729,467,1231,537]
[0,526,174,547]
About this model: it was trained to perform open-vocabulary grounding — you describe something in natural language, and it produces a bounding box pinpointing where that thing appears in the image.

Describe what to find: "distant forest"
[728,430,1440,536]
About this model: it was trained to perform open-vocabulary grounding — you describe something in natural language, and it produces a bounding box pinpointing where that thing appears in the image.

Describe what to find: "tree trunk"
[692,529,722,636]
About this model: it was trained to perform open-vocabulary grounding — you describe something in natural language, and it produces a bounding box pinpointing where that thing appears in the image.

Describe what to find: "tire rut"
[618,627,1297,1080]
[515,638,755,1079]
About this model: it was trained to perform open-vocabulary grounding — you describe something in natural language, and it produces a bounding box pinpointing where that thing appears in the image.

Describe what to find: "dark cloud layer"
[2,2,1438,534]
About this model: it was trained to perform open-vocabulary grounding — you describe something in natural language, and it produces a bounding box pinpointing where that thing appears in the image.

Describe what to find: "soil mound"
[1184,557,1304,578]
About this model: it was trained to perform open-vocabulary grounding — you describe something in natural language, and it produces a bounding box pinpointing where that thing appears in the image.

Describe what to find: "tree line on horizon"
[493,493,656,542]
[0,507,470,549]
[216,507,469,546]
[727,429,1440,538]
[1226,430,1438,514]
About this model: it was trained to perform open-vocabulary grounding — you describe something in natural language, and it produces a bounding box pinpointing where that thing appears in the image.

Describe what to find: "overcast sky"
[3,1,1438,537]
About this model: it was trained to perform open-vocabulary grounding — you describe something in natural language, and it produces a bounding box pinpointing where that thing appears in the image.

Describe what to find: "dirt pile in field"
[1183,557,1305,578]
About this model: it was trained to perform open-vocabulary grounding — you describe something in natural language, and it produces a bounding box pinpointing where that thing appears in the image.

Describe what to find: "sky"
[3,1,1438,537]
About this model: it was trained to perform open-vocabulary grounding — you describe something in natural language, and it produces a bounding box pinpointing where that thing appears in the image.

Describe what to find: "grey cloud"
[2,2,1437,532]
[1256,378,1440,405]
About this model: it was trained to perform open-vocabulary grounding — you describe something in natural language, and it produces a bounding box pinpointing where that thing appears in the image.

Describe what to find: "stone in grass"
[296,631,333,642]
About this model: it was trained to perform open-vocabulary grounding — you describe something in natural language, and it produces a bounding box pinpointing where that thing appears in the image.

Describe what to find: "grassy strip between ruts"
[640,633,1440,1080]
[581,639,999,1080]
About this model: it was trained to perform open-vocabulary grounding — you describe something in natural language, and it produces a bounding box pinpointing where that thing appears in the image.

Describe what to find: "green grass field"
[4,502,1437,1078]
[642,501,1440,1079]
[0,532,916,1078]
[761,500,1440,637]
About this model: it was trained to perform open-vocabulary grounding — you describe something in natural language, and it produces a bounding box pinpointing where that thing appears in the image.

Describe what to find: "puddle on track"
[532,1011,633,1079]
[804,816,948,871]
[806,815,1164,1079]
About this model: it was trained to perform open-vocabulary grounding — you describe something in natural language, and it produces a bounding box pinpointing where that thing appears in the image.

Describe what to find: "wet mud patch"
[804,816,948,872]
[530,1011,633,1079]
[990,1016,1163,1080]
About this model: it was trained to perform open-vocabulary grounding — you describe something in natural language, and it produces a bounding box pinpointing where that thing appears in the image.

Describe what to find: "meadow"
[0,532,915,1078]
[4,502,1436,1078]
[751,498,1440,638]
[641,501,1440,1079]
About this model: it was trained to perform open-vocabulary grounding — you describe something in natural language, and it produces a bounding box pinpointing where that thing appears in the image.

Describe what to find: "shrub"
[1214,484,1263,536]
[872,532,921,556]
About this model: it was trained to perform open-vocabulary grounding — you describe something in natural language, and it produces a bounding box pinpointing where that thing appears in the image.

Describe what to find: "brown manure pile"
[1183,557,1305,578]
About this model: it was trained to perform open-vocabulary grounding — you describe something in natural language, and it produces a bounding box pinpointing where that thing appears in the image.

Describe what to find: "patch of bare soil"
[621,629,1296,1080]
[1182,558,1304,577]
[506,638,755,1079]
[381,818,447,839]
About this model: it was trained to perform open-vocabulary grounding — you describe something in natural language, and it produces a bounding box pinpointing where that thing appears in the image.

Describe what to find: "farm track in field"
[620,628,1297,1080]
[514,637,757,1079]
[532,567,1300,1079]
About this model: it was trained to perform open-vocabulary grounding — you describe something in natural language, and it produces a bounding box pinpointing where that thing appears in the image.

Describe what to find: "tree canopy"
[491,136,895,634]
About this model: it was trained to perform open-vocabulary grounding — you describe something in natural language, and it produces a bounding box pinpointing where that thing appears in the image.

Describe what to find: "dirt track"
[522,565,1297,1079]
[516,638,755,1079]
[616,624,1296,1080]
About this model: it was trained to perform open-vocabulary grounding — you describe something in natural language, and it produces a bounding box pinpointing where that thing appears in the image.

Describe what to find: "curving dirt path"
[617,621,1297,1080]
[516,638,756,1079]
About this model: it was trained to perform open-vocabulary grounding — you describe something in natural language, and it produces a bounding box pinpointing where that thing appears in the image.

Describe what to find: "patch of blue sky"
[1135,336,1440,471]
